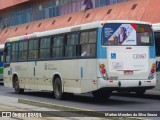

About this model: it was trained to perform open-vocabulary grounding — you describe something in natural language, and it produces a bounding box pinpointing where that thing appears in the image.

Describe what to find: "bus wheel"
[13,77,24,94]
[135,90,146,96]
[92,90,112,100]
[53,77,63,100]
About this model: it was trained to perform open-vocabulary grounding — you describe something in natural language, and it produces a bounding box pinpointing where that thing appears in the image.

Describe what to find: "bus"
[152,23,160,87]
[3,20,156,100]
[0,44,4,83]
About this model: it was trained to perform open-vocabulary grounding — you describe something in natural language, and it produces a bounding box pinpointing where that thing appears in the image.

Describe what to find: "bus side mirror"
[3,62,10,68]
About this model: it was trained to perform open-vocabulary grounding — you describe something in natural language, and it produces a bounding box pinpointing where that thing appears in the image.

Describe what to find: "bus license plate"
[124,70,133,75]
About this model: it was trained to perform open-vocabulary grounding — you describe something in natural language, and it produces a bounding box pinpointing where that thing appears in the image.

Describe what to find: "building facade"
[0,0,130,27]
[0,0,160,43]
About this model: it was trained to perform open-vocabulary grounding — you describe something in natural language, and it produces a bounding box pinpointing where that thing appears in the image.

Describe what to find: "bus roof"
[36,20,151,38]
[36,21,102,38]
[104,20,151,25]
[152,23,160,32]
[6,20,151,42]
[6,33,37,43]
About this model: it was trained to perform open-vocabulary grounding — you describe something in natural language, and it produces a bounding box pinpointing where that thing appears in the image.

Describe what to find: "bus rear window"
[137,25,152,45]
[102,23,153,46]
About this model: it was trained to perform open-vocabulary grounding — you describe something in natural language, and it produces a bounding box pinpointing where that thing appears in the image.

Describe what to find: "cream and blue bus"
[152,23,160,89]
[3,20,156,99]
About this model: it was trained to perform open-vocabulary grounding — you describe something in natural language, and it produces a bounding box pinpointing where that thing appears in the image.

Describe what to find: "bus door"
[102,23,153,80]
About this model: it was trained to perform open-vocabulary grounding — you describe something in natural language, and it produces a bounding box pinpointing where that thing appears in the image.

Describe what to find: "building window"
[28,39,39,59]
[40,37,51,59]
[49,7,56,18]
[18,41,28,61]
[0,0,131,27]
[110,0,117,4]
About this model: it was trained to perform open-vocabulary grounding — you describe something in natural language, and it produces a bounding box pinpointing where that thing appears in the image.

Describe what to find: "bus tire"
[53,77,63,100]
[135,90,146,96]
[13,76,24,94]
[92,89,112,100]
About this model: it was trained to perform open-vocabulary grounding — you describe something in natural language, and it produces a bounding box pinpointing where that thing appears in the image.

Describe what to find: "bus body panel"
[107,46,149,80]
[4,59,98,93]
[97,58,156,89]
[3,21,156,96]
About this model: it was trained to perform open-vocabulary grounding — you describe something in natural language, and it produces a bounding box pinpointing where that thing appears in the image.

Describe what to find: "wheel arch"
[12,73,18,88]
[52,72,63,91]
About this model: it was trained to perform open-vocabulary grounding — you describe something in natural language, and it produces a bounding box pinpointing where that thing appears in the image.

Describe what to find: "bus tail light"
[99,64,109,80]
[100,64,105,69]
[148,63,156,79]
[151,69,155,74]
[152,64,156,69]
[101,69,106,74]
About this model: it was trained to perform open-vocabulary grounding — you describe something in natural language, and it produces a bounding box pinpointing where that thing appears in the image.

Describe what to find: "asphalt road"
[2,83,160,119]
[0,83,160,112]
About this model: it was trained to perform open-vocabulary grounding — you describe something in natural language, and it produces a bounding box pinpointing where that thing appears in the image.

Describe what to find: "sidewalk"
[0,95,58,120]
[146,90,160,95]
[0,96,110,120]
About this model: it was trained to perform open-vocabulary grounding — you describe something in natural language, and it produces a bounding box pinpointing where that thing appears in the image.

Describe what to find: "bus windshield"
[102,23,153,46]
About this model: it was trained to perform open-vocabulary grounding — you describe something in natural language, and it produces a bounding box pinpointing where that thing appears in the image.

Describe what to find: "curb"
[18,98,145,119]
[18,98,90,111]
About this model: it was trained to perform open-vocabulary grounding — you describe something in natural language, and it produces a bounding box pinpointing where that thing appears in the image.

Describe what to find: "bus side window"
[65,33,79,57]
[80,30,96,57]
[80,32,89,56]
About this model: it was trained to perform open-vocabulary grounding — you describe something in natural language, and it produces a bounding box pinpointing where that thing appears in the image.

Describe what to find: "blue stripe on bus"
[97,28,107,59]
[35,61,37,66]
[34,67,35,76]
[150,32,156,59]
[10,67,12,75]
[80,67,83,78]
[149,46,156,58]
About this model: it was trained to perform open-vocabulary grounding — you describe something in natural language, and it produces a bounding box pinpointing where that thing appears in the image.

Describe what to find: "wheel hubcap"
[56,84,60,96]
[15,81,19,89]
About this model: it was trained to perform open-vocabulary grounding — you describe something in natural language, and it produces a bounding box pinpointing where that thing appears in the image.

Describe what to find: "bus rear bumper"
[98,86,155,92]
[98,78,156,91]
